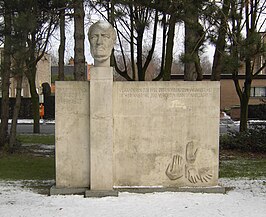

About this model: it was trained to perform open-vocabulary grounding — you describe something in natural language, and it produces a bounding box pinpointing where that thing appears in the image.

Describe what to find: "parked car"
[248,120,266,129]
[220,112,239,134]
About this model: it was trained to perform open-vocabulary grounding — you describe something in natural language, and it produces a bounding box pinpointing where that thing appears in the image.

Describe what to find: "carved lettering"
[119,87,213,98]
[57,86,88,106]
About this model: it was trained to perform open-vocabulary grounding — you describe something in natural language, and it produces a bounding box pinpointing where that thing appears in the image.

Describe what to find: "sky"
[49,14,215,66]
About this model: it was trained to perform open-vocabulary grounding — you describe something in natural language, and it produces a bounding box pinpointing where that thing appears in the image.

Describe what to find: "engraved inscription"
[119,87,213,98]
[57,87,88,105]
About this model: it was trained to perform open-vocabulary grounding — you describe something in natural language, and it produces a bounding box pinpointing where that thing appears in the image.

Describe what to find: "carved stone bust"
[88,21,116,67]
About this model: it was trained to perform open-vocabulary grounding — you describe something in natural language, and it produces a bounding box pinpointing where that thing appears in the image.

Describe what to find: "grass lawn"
[0,134,265,181]
[219,150,266,178]
[0,152,265,181]
[0,154,55,180]
[220,158,266,178]
[16,134,55,145]
[0,134,55,180]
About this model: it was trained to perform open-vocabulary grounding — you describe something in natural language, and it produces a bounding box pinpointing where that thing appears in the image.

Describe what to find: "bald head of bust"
[88,21,116,67]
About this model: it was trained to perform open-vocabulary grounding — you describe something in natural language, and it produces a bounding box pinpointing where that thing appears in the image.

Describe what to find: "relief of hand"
[198,168,213,183]
[187,167,200,184]
[165,155,184,180]
[186,141,198,164]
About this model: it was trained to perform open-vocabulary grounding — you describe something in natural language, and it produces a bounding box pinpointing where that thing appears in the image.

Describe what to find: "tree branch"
[253,61,266,78]
[143,10,158,73]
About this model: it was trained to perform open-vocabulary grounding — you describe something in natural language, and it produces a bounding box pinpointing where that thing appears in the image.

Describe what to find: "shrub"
[248,104,266,120]
[220,124,266,153]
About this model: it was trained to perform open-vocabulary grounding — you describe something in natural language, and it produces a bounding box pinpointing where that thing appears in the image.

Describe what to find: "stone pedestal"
[54,81,90,190]
[88,67,114,193]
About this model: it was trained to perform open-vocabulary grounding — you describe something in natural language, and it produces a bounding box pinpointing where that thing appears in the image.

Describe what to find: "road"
[11,123,239,135]
[8,123,55,134]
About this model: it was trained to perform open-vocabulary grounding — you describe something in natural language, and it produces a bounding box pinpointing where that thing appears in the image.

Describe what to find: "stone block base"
[114,186,226,194]
[85,190,119,198]
[50,185,88,195]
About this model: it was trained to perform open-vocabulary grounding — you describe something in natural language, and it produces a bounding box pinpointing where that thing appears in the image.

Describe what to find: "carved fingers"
[166,141,213,184]
[198,168,213,183]
[187,167,200,184]
[165,155,184,180]
[186,141,198,164]
[187,167,212,184]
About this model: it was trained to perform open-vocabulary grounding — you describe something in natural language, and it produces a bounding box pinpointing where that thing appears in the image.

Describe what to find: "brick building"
[171,74,266,119]
[0,50,51,98]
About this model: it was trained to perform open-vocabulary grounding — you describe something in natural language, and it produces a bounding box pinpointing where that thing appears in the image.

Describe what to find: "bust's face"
[89,26,115,65]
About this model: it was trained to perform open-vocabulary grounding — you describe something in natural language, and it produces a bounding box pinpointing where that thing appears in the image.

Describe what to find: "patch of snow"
[0,178,265,217]
[234,120,240,126]
[0,119,55,124]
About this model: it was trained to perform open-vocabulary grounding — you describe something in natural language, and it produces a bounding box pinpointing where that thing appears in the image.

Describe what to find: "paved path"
[8,123,55,134]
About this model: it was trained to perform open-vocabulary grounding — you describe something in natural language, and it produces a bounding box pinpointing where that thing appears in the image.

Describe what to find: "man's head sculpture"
[88,20,116,67]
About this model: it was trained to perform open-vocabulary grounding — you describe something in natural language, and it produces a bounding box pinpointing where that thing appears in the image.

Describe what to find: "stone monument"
[51,21,224,197]
[86,21,118,197]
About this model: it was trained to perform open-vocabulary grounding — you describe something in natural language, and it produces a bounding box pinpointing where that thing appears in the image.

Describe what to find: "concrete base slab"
[114,186,226,194]
[85,190,119,198]
[50,185,88,195]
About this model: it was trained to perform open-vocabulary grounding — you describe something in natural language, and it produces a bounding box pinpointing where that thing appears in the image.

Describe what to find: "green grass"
[17,134,55,144]
[219,158,266,178]
[0,154,265,181]
[1,133,266,182]
[0,154,55,180]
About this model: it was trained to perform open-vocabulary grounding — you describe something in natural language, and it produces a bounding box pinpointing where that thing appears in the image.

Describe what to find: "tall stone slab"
[113,81,220,188]
[89,67,114,191]
[55,81,90,189]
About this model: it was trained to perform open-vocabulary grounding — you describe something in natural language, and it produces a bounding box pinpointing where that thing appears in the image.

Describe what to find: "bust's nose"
[96,35,103,45]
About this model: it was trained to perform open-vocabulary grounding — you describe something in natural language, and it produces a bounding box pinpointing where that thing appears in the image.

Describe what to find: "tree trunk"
[0,8,12,148]
[153,13,166,81]
[239,57,252,132]
[163,14,176,81]
[195,54,203,81]
[9,74,23,151]
[108,0,115,67]
[24,36,40,134]
[211,0,230,81]
[239,95,249,132]
[136,31,144,81]
[58,9,65,81]
[184,19,196,81]
[129,5,136,80]
[184,2,204,81]
[27,65,40,134]
[73,0,85,81]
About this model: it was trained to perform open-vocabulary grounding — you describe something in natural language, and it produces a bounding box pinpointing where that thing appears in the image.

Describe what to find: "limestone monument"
[51,20,224,197]
[86,21,117,197]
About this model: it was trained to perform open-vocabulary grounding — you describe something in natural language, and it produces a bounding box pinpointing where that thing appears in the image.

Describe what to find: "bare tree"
[183,0,205,81]
[73,0,85,81]
[226,0,266,131]
[0,1,12,148]
[58,8,66,80]
[210,0,230,81]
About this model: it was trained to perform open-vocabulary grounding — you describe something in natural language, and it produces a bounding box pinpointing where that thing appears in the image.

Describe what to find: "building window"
[250,87,266,97]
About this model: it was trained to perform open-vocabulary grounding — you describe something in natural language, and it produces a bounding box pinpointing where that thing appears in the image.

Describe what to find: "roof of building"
[171,74,266,80]
[51,65,87,76]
